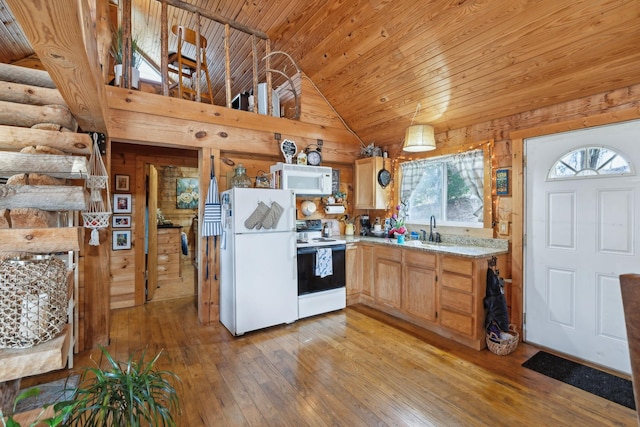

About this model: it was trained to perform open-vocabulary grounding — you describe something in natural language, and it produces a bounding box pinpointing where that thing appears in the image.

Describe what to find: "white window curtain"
[399,158,430,220]
[399,149,484,222]
[452,150,484,217]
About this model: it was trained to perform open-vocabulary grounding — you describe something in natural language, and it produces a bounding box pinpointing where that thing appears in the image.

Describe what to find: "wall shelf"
[0,325,71,383]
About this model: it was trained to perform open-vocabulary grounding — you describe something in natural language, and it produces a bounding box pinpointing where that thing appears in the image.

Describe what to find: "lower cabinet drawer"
[441,271,473,292]
[441,288,473,314]
[440,309,474,337]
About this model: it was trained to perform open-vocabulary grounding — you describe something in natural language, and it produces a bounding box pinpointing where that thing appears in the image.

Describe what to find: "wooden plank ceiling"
[1,0,639,148]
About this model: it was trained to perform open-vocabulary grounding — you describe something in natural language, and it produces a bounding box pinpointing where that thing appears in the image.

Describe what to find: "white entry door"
[525,119,640,374]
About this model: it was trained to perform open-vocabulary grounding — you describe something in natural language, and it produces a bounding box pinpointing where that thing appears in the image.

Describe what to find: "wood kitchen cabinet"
[439,255,485,347]
[402,249,437,323]
[346,244,362,302]
[373,246,402,308]
[348,241,506,350]
[157,227,182,283]
[360,243,374,297]
[354,157,390,210]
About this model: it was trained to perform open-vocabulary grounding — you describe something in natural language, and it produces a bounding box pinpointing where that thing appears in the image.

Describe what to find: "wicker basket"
[486,324,519,356]
[0,256,69,348]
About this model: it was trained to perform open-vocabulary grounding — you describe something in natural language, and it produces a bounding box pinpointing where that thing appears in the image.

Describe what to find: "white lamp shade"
[403,124,436,152]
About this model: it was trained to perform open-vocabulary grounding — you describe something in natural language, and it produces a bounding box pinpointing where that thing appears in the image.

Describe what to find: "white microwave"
[270,162,332,195]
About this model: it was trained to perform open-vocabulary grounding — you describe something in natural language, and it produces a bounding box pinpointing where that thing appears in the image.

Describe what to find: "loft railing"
[115,0,277,115]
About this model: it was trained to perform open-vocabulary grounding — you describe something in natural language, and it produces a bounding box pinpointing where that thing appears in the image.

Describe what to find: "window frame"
[397,141,493,230]
[547,145,633,180]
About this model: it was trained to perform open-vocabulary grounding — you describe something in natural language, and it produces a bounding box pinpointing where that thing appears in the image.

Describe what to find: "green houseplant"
[111,28,142,88]
[1,347,181,427]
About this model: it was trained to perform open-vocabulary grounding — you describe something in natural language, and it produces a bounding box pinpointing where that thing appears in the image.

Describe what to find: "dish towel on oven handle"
[315,248,333,278]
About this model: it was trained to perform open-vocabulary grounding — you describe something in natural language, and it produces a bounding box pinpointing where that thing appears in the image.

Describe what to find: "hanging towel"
[181,232,188,256]
[315,248,333,278]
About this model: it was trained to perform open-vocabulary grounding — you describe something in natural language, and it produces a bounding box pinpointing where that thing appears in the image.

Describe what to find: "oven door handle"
[297,247,318,255]
[297,244,346,255]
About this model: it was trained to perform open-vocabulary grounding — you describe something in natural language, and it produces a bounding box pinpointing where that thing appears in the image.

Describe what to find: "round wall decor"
[377,168,391,187]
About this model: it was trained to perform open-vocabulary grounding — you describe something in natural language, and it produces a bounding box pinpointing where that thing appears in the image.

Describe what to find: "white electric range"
[295,220,346,319]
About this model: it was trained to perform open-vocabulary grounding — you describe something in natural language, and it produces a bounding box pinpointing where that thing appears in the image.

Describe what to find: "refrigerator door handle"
[291,234,297,280]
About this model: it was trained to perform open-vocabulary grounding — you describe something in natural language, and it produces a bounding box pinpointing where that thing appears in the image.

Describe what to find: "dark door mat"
[522,351,635,410]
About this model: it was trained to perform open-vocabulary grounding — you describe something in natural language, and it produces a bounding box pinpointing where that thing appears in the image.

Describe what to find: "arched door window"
[547,146,633,180]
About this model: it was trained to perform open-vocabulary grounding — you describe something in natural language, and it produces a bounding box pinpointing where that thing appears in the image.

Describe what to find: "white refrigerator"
[219,187,297,335]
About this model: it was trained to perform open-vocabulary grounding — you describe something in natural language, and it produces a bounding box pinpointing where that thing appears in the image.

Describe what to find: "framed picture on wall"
[113,193,132,213]
[496,169,510,195]
[176,177,199,209]
[115,174,130,191]
[112,215,131,228]
[112,230,131,250]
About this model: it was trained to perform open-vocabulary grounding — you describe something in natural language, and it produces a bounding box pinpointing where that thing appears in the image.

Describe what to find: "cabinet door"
[355,158,376,209]
[355,157,389,210]
[375,260,402,307]
[346,244,362,297]
[361,245,374,296]
[374,247,402,308]
[402,251,437,322]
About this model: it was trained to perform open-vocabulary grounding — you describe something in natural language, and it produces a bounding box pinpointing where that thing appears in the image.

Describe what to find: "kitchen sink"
[404,240,451,249]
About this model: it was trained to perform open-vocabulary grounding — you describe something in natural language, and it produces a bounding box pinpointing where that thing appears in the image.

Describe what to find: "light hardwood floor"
[152,263,196,302]
[24,298,637,426]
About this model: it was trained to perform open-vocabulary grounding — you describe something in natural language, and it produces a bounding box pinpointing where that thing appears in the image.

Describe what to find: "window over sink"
[399,149,486,228]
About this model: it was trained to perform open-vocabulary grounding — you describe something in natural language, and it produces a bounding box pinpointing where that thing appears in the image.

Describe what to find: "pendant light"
[402,103,436,152]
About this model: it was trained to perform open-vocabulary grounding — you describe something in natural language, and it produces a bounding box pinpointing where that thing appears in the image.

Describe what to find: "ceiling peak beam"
[157,0,269,40]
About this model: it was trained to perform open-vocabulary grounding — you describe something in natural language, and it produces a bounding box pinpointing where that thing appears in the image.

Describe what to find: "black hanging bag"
[484,266,509,333]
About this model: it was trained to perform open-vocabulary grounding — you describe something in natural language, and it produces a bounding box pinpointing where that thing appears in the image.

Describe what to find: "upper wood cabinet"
[354,157,390,210]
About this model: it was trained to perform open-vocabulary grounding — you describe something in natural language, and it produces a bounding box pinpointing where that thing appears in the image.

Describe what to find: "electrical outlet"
[499,221,509,235]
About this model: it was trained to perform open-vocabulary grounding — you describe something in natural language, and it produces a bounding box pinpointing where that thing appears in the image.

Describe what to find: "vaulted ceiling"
[1,0,640,148]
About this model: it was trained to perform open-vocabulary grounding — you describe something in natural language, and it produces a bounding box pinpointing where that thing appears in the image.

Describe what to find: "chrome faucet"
[429,215,441,243]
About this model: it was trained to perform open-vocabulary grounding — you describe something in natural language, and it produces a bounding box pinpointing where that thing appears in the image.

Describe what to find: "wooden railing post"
[224,24,231,108]
[160,0,168,96]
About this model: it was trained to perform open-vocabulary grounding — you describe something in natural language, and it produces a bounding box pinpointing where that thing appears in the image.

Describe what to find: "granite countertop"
[342,234,509,258]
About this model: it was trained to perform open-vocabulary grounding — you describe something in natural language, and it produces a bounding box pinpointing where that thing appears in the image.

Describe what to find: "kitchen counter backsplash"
[343,233,509,258]
[437,234,509,250]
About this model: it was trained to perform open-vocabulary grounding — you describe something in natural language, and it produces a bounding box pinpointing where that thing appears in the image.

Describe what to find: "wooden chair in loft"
[167,25,214,104]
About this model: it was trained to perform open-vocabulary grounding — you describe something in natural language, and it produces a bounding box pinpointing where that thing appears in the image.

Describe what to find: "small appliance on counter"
[359,214,371,236]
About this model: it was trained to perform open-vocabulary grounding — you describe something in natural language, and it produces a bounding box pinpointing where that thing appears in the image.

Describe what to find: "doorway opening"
[110,141,199,309]
[146,163,198,303]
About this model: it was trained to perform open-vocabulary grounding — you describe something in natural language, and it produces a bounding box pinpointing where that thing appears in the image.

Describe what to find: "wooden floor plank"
[20,297,637,426]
